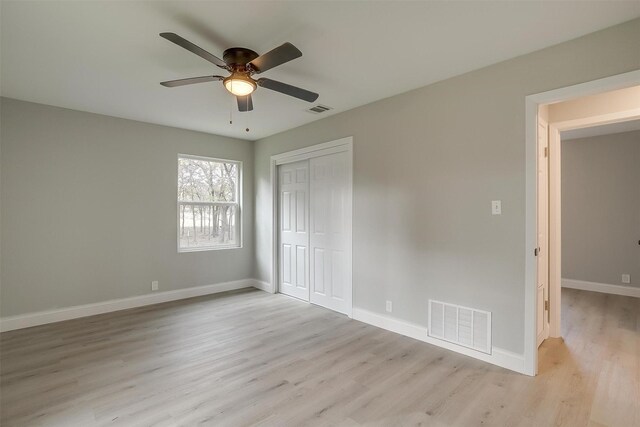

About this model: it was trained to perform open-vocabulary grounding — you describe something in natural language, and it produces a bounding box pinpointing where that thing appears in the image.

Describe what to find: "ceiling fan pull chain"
[229,94,234,125]
[246,100,250,132]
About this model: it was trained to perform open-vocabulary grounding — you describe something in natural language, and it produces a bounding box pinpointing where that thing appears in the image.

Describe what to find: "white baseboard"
[352,308,526,375]
[562,278,640,298]
[252,279,273,293]
[0,279,259,332]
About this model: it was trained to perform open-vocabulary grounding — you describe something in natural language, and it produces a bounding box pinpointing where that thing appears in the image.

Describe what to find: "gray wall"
[0,98,254,317]
[254,19,640,354]
[562,130,640,287]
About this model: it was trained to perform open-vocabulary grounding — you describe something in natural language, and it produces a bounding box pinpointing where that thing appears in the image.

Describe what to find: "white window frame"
[177,154,242,253]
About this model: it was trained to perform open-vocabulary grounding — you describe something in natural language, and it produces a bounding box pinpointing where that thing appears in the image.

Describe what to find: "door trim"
[524,69,640,376]
[270,137,354,317]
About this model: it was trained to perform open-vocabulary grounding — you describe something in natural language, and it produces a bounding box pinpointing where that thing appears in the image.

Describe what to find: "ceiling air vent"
[307,104,332,114]
[428,300,492,354]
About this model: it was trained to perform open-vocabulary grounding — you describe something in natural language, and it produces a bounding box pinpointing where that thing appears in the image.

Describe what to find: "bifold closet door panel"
[278,160,310,301]
[309,151,349,314]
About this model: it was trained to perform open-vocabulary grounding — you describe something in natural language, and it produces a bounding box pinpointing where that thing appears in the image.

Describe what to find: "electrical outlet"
[491,200,502,215]
[151,280,159,291]
[622,274,630,284]
[385,300,393,313]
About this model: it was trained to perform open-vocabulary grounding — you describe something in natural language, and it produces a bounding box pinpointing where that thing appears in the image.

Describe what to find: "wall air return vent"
[307,104,332,114]
[428,300,492,354]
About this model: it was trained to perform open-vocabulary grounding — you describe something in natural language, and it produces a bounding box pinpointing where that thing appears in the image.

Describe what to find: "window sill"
[178,245,243,253]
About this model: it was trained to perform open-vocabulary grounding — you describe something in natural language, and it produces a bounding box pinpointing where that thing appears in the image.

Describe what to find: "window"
[177,155,241,251]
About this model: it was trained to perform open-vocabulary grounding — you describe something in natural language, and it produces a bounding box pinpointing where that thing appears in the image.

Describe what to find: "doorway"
[271,138,353,316]
[546,97,640,339]
[523,70,640,375]
[526,76,640,375]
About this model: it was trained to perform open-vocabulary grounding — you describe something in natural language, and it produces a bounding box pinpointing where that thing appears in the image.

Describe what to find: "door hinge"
[544,147,548,157]
[544,300,550,311]
[534,247,540,256]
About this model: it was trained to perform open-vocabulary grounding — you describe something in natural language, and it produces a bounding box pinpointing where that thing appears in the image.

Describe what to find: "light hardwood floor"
[1,288,638,426]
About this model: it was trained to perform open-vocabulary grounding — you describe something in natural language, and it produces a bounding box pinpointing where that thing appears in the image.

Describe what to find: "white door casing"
[536,120,550,347]
[278,160,310,301]
[309,152,350,315]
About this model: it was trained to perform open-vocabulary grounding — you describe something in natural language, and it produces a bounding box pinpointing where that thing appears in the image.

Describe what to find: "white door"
[278,160,310,301]
[537,120,550,347]
[309,151,351,315]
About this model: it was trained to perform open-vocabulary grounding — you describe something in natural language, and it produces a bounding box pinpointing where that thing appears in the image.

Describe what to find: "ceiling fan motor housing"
[223,47,259,71]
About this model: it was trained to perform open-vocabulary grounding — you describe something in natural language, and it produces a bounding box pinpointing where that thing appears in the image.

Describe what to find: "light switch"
[492,200,502,215]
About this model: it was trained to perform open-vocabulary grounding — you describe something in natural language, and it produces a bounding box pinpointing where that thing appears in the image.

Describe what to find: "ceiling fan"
[159,33,319,112]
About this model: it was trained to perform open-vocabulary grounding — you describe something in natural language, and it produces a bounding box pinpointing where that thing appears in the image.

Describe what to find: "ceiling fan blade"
[249,42,302,73]
[160,32,227,69]
[237,94,253,112]
[160,75,224,87]
[257,78,318,102]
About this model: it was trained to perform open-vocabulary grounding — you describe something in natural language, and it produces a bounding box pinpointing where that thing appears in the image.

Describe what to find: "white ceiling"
[2,1,639,141]
[562,119,640,140]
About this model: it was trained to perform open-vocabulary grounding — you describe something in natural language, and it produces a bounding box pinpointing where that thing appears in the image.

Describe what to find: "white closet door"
[309,151,350,314]
[278,160,310,301]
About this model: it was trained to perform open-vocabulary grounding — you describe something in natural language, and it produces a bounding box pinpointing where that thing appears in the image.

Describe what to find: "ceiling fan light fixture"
[223,74,256,96]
